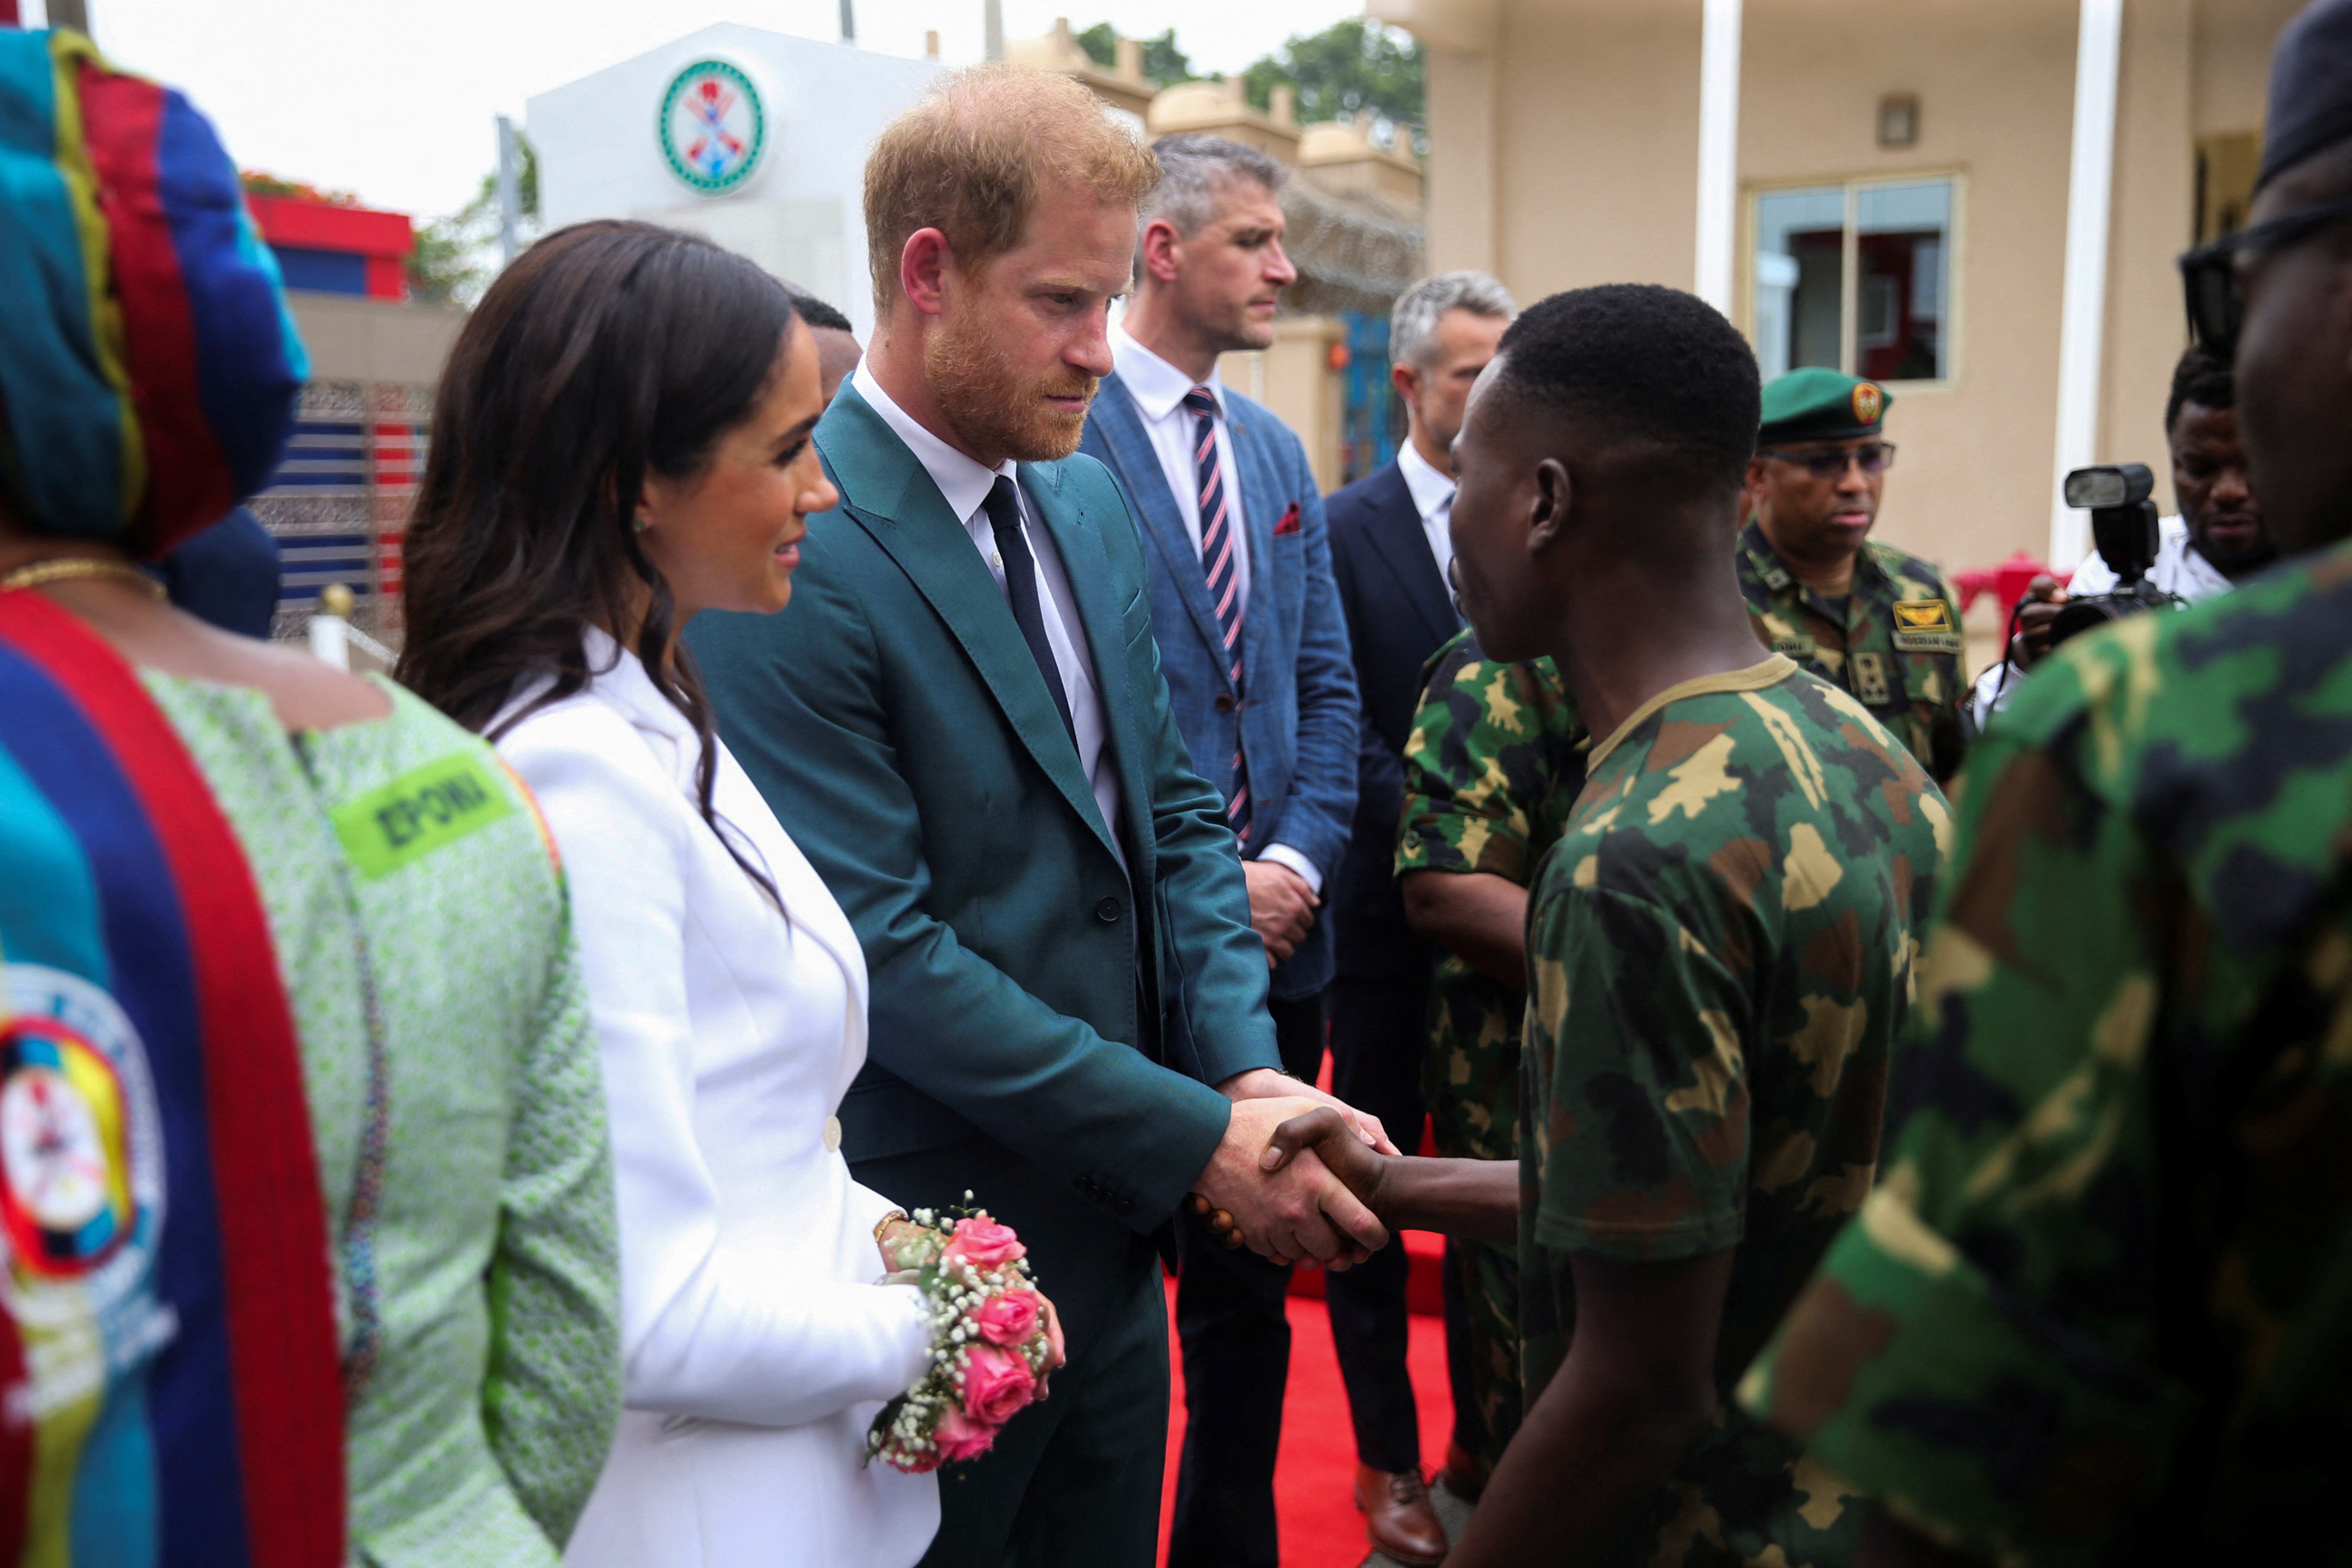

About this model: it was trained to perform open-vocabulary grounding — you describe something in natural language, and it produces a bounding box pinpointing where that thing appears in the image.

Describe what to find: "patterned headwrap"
[0,30,307,558]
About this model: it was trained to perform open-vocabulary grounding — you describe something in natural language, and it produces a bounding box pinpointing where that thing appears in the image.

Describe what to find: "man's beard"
[926,305,1096,464]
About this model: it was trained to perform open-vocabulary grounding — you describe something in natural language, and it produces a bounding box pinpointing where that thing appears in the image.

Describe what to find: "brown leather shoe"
[1353,1463,1448,1566]
[1438,1439,1490,1503]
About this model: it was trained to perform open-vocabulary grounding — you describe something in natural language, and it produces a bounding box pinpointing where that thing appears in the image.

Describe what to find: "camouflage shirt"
[1395,628,1587,1163]
[1737,521,1968,784]
[1521,655,1948,1567]
[1741,543,2352,1566]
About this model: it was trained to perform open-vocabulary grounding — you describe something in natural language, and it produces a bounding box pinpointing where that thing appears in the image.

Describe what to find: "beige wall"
[1737,0,2077,576]
[2192,0,2301,137]
[1499,0,1705,295]
[287,293,465,387]
[1384,0,2300,591]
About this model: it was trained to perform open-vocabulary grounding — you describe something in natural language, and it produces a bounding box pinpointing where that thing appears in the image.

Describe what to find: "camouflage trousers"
[1425,961,1526,1468]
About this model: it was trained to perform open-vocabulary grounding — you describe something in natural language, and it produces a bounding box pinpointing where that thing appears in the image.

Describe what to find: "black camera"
[2048,463,2184,648]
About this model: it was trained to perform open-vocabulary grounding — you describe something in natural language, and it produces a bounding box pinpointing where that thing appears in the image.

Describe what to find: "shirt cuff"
[1256,842,1323,897]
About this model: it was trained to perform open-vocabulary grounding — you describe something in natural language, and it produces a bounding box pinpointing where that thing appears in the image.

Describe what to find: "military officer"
[1738,367,1968,782]
[1394,629,1585,1483]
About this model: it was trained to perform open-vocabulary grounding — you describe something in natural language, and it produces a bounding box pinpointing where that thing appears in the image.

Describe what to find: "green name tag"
[331,753,514,879]
[1890,629,1965,655]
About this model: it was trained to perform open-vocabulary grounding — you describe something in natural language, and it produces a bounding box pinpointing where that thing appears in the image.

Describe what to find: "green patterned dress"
[145,671,621,1567]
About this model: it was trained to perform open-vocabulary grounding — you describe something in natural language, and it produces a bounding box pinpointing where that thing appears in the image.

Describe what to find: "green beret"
[1757,367,1892,445]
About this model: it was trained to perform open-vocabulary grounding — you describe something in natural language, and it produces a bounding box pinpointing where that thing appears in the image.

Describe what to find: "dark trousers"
[1323,976,1427,1475]
[1167,992,1326,1568]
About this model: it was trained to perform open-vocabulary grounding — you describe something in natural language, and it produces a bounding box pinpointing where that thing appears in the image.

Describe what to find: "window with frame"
[1751,177,1954,384]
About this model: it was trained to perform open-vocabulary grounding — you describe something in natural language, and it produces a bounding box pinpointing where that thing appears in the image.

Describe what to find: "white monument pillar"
[1694,0,1743,313]
[2049,0,2125,568]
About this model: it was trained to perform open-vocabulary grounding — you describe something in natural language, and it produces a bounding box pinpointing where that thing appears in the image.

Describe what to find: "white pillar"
[1694,0,1743,313]
[2049,0,2125,568]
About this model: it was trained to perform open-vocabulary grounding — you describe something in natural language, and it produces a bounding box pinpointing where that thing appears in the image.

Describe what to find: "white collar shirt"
[850,360,1123,867]
[1397,438,1457,591]
[1110,323,1251,614]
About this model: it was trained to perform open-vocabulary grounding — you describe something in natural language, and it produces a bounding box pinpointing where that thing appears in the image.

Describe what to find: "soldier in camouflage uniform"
[1740,10,2352,1556]
[1247,284,1951,1568]
[1393,628,1585,1471]
[1739,368,1970,783]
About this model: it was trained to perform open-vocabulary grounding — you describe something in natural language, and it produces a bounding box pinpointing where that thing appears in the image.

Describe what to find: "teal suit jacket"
[687,385,1279,1339]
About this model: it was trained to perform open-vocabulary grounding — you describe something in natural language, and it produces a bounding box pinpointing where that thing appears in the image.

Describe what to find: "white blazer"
[497,630,938,1568]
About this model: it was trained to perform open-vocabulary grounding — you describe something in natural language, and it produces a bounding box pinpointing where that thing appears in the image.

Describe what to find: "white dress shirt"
[851,360,1123,862]
[499,630,938,1568]
[1397,437,1458,591]
[1110,322,1252,613]
[1108,324,1321,895]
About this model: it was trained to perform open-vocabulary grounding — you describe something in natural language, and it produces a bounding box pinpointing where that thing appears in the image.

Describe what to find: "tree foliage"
[1070,17,1424,150]
[1074,22,1197,88]
[239,170,360,207]
[408,133,541,308]
[1241,18,1423,142]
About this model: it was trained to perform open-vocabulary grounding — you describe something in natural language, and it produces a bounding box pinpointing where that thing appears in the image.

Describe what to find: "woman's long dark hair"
[397,219,796,896]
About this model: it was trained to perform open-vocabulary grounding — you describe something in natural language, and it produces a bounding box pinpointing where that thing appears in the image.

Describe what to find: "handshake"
[1185,1072,1520,1268]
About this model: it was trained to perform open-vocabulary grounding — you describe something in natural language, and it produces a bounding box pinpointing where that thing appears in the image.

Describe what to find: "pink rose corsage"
[868,1196,1054,1474]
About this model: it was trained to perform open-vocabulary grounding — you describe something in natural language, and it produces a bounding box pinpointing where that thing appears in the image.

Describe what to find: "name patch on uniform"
[1889,599,1964,653]
[331,753,514,879]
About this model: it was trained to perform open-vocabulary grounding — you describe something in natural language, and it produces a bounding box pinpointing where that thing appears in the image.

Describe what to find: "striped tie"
[1182,384,1249,845]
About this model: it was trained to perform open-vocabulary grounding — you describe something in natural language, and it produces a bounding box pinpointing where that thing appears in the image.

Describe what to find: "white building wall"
[527,24,941,340]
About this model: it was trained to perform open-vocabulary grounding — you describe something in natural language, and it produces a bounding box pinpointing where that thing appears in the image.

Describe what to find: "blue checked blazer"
[1080,372,1358,1000]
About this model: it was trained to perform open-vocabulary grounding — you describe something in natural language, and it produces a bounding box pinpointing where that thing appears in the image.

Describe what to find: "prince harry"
[687,68,1386,1566]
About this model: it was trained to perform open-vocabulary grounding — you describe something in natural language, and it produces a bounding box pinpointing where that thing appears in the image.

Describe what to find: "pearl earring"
[632,513,650,534]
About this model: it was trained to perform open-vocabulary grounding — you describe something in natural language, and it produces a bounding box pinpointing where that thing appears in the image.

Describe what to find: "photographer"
[1968,345,2273,727]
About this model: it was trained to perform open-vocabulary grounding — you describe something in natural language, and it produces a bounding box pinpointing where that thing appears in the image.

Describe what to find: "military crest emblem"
[1851,381,1885,426]
[658,59,768,196]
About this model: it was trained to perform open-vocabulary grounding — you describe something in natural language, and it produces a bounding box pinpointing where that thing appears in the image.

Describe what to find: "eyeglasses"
[2179,192,2352,358]
[1756,442,1897,480]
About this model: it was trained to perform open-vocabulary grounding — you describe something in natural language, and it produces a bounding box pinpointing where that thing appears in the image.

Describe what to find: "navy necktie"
[1182,385,1250,845]
[981,476,1076,742]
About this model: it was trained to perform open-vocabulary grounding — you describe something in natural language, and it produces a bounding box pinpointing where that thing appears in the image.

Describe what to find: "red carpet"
[1156,1239,1454,1568]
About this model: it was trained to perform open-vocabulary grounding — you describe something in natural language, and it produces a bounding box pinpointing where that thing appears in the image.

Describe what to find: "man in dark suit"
[1078,134,1360,1568]
[686,69,1387,1567]
[1323,270,1515,1555]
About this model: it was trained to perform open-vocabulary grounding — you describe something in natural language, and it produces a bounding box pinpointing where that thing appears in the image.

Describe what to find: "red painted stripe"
[0,594,343,1568]
[76,63,233,551]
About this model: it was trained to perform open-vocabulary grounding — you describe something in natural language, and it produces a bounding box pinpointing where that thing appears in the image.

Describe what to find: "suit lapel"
[1362,464,1459,646]
[1093,374,1233,686]
[816,387,1120,864]
[1231,403,1280,693]
[1026,461,1149,883]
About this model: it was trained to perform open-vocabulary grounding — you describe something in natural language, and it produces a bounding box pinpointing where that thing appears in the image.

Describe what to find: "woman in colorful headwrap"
[0,31,621,1568]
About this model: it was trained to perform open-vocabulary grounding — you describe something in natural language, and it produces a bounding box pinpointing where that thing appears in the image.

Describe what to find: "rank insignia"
[1852,381,1885,425]
[1853,650,1892,706]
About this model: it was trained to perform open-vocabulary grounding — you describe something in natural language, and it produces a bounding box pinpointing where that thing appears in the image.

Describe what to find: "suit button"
[1096,897,1122,923]
[1214,694,1235,712]
[1116,1198,1135,1217]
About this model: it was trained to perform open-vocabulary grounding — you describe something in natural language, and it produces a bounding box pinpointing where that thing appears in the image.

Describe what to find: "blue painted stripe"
[0,32,129,538]
[0,644,252,1568]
